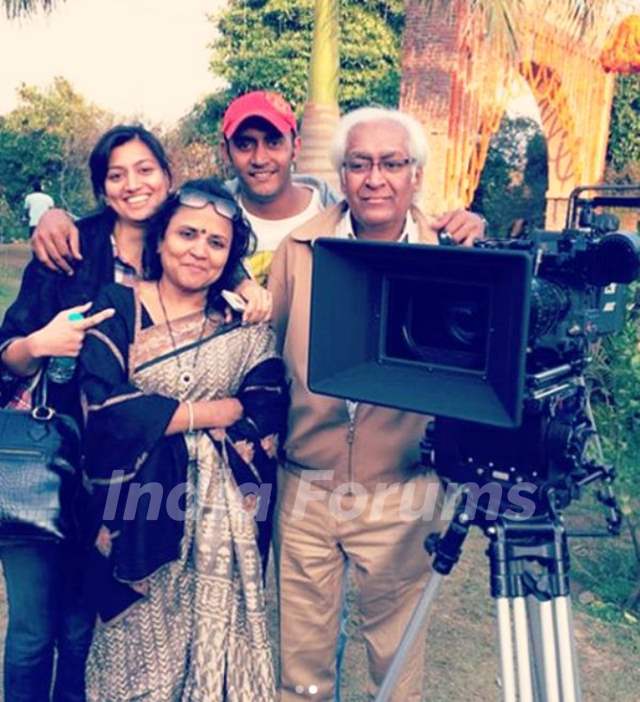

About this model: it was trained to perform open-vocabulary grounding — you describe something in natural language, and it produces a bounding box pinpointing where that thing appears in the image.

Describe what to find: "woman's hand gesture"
[27,301,115,359]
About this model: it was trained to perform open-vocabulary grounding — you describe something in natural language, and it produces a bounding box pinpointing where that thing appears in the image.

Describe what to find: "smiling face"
[340,119,423,238]
[104,138,171,223]
[158,204,233,295]
[224,117,300,204]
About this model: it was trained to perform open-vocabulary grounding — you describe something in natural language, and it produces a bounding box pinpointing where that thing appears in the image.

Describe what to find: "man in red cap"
[220,90,339,284]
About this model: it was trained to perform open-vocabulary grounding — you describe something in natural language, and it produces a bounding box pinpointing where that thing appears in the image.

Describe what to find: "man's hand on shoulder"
[32,208,82,275]
[433,210,486,247]
[235,278,273,324]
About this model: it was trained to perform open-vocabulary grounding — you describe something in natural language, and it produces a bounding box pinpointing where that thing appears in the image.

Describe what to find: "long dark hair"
[89,124,172,201]
[143,177,256,312]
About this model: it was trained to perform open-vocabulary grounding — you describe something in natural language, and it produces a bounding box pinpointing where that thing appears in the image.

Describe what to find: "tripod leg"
[526,596,560,702]
[513,597,534,702]
[373,572,444,702]
[553,596,582,702]
[496,598,517,702]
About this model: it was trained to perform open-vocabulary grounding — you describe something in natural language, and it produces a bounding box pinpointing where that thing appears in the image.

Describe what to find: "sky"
[2,0,629,127]
[0,0,228,126]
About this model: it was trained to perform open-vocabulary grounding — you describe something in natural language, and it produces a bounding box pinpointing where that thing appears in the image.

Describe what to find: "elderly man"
[268,106,485,702]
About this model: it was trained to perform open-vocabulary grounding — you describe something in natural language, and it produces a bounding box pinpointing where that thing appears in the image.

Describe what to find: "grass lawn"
[0,242,29,318]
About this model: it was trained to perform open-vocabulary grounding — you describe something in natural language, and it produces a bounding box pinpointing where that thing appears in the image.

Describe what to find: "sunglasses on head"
[177,188,239,220]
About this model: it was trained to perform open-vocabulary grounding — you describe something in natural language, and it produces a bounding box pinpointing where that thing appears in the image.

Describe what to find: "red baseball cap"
[222,91,297,139]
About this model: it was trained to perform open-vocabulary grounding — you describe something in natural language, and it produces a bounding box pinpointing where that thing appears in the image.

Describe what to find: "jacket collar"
[290,201,439,245]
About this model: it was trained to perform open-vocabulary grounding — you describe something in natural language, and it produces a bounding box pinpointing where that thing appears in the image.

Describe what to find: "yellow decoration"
[600,15,640,74]
[246,251,274,287]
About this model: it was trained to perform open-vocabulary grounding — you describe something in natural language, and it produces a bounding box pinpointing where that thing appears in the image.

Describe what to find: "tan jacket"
[268,201,439,489]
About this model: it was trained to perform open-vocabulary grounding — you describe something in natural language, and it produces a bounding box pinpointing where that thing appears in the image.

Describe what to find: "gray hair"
[329,107,428,172]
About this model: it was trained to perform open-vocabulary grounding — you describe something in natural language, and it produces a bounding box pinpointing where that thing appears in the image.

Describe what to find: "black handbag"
[0,370,81,540]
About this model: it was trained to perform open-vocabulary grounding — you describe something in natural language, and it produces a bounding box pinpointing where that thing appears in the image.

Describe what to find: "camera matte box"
[308,238,532,428]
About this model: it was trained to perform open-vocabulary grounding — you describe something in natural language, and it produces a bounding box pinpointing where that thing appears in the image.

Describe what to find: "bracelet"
[186,400,195,433]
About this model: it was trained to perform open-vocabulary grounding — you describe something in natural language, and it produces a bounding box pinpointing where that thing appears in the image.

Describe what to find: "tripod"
[373,382,623,702]
[490,517,581,702]
[375,496,582,702]
[374,453,623,702]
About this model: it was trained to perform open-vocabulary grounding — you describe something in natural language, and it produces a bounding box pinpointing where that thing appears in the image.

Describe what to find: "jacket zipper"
[346,405,358,493]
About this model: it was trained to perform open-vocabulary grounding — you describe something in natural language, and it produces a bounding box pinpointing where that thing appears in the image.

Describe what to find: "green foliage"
[607,75,640,175]
[185,0,403,145]
[339,4,403,110]
[181,91,238,149]
[588,290,640,492]
[0,193,23,241]
[0,123,65,239]
[472,116,548,236]
[0,124,64,201]
[584,287,640,612]
[4,78,111,214]
[0,78,111,233]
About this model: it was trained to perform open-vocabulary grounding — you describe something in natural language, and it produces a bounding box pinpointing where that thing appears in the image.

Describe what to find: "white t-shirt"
[241,187,323,253]
[24,192,54,227]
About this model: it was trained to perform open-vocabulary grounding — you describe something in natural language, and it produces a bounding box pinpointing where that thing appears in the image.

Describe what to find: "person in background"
[78,177,288,701]
[268,106,486,702]
[24,181,54,237]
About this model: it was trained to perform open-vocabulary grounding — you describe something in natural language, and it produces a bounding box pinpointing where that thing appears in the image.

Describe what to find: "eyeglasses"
[342,157,416,175]
[177,188,239,220]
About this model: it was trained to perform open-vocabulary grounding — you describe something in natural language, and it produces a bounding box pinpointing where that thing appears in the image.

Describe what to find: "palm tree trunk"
[296,0,341,191]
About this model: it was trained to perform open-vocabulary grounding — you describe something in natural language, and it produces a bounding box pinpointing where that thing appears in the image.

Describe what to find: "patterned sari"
[78,284,287,702]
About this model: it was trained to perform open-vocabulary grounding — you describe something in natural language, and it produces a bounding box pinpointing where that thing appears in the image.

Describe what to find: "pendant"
[179,371,194,392]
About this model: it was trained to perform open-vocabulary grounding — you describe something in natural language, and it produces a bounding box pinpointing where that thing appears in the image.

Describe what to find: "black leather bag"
[0,372,81,540]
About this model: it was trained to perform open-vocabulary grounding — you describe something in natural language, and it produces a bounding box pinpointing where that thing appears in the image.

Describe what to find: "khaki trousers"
[274,467,443,702]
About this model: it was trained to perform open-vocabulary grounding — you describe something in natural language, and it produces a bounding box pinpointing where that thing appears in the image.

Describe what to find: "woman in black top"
[0,124,173,702]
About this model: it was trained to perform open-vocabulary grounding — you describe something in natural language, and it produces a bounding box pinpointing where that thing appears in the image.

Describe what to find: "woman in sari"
[78,177,287,702]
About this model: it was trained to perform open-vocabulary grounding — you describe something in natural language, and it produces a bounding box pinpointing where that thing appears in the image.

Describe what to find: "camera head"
[308,189,640,430]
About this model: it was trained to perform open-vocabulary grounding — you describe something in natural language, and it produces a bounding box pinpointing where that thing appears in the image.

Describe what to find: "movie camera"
[308,185,640,702]
[308,185,640,516]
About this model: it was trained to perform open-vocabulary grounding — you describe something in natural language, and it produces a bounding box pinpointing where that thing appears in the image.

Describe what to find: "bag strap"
[32,367,55,421]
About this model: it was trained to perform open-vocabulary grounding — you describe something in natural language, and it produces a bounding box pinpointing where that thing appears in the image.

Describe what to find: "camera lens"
[588,233,640,285]
[529,278,570,340]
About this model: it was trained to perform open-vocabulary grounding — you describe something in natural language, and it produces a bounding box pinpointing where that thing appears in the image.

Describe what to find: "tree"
[3,77,111,214]
[0,123,64,239]
[471,116,548,235]
[2,0,58,19]
[182,0,404,146]
[0,78,112,238]
[606,74,640,180]
[0,123,63,205]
